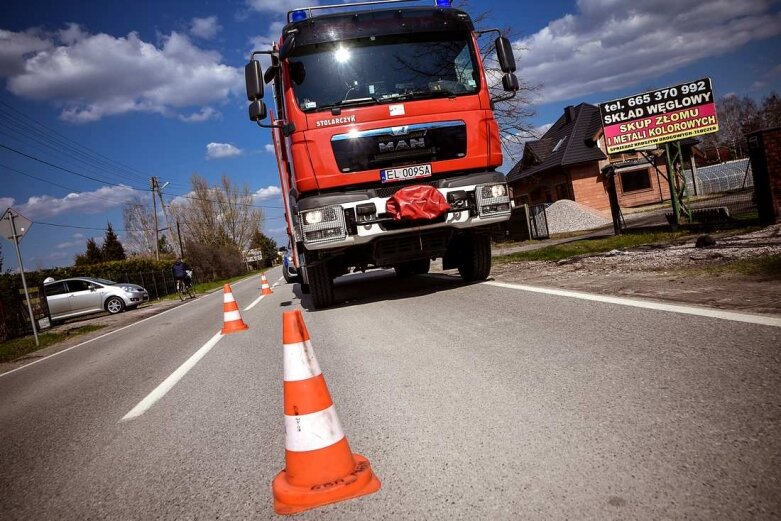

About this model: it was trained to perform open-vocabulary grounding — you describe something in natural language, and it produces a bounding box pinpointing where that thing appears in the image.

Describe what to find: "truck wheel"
[458,234,491,281]
[308,262,334,309]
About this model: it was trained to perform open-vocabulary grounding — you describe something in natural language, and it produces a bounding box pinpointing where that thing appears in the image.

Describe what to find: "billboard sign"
[598,78,718,154]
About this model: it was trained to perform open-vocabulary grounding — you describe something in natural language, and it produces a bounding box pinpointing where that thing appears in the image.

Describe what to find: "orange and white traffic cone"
[260,273,273,296]
[273,309,380,515]
[221,284,248,334]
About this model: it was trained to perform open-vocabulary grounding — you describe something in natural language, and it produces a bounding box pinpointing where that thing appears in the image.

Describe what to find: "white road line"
[244,295,265,311]
[0,295,213,380]
[484,280,781,328]
[120,330,223,422]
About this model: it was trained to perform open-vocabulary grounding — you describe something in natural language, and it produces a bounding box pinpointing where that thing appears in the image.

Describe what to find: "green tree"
[102,222,126,261]
[75,238,104,265]
[250,230,278,268]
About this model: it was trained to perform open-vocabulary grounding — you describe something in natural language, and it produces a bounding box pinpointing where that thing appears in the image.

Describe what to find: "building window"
[620,169,652,193]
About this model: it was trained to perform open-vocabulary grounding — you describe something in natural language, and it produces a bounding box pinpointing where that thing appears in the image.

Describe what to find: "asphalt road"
[1,267,779,520]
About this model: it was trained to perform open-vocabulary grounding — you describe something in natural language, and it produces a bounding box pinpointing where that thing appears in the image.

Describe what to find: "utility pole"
[176,219,184,259]
[2,209,39,346]
[151,177,160,260]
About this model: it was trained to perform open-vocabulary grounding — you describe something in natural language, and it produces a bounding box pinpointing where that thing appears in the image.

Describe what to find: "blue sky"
[1,0,780,270]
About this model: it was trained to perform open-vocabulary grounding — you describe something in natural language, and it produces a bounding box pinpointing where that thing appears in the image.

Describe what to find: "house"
[507,103,686,214]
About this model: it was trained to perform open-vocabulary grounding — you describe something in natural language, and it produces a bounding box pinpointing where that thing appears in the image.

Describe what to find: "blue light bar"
[435,0,452,7]
[291,10,307,22]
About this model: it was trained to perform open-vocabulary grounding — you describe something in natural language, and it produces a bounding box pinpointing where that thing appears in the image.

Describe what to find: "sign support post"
[4,209,39,346]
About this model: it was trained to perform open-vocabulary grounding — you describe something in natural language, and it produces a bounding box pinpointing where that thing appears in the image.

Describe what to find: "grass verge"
[0,325,105,364]
[162,273,259,300]
[494,231,688,264]
[676,254,781,280]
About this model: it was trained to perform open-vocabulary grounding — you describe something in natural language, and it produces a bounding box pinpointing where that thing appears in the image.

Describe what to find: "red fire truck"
[245,0,519,308]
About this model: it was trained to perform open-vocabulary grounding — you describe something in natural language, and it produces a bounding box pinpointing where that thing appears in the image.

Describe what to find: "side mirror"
[502,73,519,92]
[249,100,268,122]
[495,36,516,73]
[245,59,264,101]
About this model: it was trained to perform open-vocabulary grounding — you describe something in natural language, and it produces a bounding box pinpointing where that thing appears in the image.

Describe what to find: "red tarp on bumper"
[385,185,451,221]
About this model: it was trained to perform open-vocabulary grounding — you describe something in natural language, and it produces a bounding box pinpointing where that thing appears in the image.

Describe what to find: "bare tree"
[122,197,157,256]
[456,0,541,162]
[170,174,263,253]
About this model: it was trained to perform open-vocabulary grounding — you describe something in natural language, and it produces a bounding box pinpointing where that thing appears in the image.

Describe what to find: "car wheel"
[105,296,125,314]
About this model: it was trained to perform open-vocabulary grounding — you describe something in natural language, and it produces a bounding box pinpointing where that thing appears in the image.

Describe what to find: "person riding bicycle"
[172,259,192,288]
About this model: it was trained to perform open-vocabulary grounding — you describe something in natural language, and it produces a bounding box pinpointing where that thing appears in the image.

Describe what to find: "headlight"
[476,183,511,217]
[303,210,324,225]
[490,184,507,198]
[120,286,134,293]
[299,205,347,245]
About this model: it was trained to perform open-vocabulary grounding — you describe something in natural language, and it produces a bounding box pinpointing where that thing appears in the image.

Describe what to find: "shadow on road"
[292,268,476,311]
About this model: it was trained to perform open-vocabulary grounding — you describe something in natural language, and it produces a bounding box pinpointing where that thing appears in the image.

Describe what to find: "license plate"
[380,164,432,183]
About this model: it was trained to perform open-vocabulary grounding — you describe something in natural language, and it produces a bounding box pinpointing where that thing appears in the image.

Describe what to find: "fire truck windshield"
[287,32,479,112]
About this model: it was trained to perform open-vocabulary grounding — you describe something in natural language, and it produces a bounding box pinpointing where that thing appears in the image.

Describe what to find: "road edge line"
[120,330,223,421]
[484,280,781,327]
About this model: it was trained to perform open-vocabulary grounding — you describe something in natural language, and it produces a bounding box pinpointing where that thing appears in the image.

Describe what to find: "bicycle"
[176,276,195,301]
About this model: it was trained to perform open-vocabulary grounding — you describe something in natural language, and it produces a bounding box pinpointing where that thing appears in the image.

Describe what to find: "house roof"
[507,103,606,183]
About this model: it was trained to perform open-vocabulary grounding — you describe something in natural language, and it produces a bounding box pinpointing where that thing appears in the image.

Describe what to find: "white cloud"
[190,16,221,40]
[15,185,142,219]
[518,0,781,104]
[55,239,83,250]
[246,0,313,14]
[264,143,275,153]
[72,233,84,238]
[254,185,282,201]
[0,197,15,210]
[179,106,220,122]
[2,24,241,122]
[206,142,242,159]
[0,28,52,76]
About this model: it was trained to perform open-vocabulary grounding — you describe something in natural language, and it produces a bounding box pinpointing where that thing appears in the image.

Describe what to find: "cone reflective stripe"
[261,273,273,296]
[221,284,248,334]
[273,309,380,515]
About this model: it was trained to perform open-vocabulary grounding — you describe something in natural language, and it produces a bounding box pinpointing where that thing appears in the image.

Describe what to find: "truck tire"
[458,234,491,281]
[308,262,334,309]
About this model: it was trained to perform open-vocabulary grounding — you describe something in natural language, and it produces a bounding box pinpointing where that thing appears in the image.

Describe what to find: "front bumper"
[296,172,511,251]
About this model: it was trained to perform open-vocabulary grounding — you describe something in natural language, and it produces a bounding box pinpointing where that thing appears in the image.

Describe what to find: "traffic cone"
[260,272,273,296]
[273,309,380,515]
[221,284,248,334]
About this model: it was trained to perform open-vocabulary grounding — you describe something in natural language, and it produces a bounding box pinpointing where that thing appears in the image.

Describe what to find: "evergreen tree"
[250,230,278,268]
[75,238,104,265]
[102,222,126,261]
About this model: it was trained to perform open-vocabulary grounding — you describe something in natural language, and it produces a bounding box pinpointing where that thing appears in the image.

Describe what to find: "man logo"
[378,138,425,153]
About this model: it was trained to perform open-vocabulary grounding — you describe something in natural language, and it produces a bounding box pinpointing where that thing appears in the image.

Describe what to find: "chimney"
[564,105,576,124]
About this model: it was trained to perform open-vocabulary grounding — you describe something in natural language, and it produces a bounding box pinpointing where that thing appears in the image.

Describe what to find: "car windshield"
[91,278,116,285]
[288,32,479,112]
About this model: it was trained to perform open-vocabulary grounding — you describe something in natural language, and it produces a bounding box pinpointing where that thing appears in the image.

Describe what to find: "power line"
[1,143,284,209]
[0,100,152,184]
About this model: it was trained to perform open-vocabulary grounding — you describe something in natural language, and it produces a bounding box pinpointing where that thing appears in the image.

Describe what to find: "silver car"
[43,277,149,322]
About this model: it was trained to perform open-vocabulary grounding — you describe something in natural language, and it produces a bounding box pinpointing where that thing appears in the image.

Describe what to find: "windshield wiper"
[321,97,380,110]
[393,90,457,101]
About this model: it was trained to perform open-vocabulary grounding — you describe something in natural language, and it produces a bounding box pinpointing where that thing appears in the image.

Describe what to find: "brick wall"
[748,128,781,223]
[569,164,610,213]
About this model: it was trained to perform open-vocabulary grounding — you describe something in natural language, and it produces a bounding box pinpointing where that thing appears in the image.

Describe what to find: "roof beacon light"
[291,9,307,22]
[435,0,452,7]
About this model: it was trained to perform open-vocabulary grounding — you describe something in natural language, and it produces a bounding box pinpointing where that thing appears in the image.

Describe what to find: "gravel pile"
[544,199,611,234]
